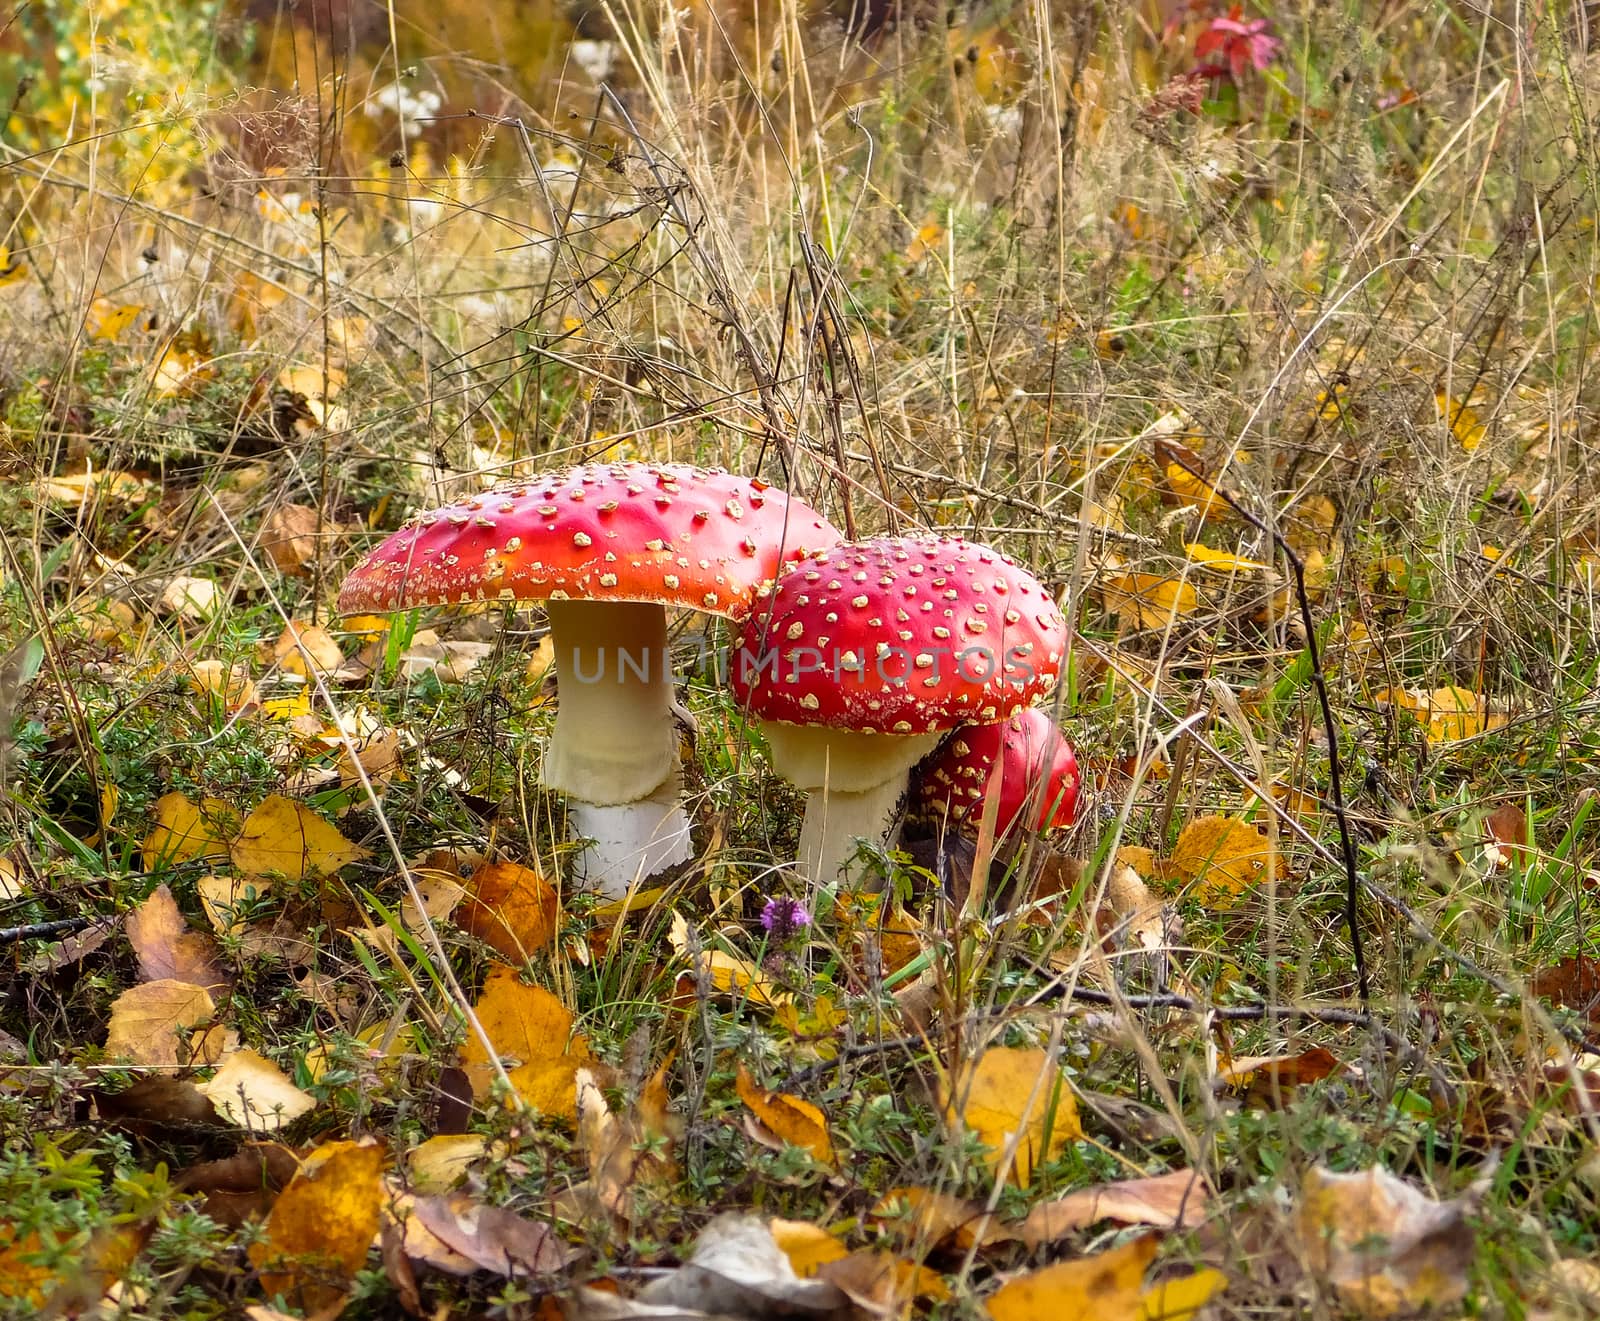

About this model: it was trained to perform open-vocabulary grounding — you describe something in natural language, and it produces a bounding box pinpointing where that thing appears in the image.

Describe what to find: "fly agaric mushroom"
[339,462,838,897]
[911,707,1080,839]
[730,535,1068,887]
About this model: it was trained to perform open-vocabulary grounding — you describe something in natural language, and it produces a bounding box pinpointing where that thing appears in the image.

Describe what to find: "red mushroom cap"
[337,463,840,618]
[730,535,1068,735]
[912,707,1080,835]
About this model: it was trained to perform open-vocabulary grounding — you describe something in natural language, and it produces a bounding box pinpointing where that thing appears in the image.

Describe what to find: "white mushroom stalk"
[762,723,942,890]
[542,599,691,893]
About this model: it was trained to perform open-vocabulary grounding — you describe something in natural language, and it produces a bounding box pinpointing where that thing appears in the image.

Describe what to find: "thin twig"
[0,916,98,944]
[1158,448,1369,1003]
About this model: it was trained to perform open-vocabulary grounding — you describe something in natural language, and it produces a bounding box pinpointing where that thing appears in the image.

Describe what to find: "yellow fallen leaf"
[85,298,145,341]
[1435,390,1485,451]
[0,244,27,287]
[151,339,215,397]
[259,687,315,726]
[408,1134,492,1194]
[0,1227,57,1307]
[200,1048,317,1131]
[249,1140,384,1313]
[1418,685,1503,743]
[1183,543,1270,574]
[188,660,256,713]
[1139,1268,1229,1321]
[230,794,369,881]
[196,872,271,935]
[987,1234,1158,1321]
[458,965,590,1118]
[946,1046,1082,1187]
[1376,685,1504,744]
[668,910,787,1007]
[1285,494,1338,556]
[37,469,150,505]
[1099,573,1199,631]
[770,1217,852,1275]
[1168,815,1277,908]
[736,1065,836,1165]
[906,221,944,262]
[104,980,216,1066]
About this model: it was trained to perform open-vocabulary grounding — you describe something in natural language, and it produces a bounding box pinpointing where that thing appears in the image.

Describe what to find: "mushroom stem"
[543,599,687,894]
[760,723,942,888]
[796,773,916,890]
[543,599,679,805]
[566,772,694,899]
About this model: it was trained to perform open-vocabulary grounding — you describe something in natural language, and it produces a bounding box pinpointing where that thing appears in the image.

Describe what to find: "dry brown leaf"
[1168,815,1278,908]
[1482,803,1529,871]
[1295,1164,1480,1316]
[272,621,344,677]
[458,860,560,960]
[176,1144,301,1228]
[94,1076,225,1133]
[399,867,467,933]
[335,729,402,793]
[870,1187,1010,1250]
[231,794,369,881]
[199,1048,317,1132]
[189,659,257,713]
[104,980,216,1066]
[1217,1046,1344,1102]
[407,1193,577,1278]
[1100,864,1166,955]
[261,505,322,576]
[143,793,237,872]
[160,575,220,620]
[1020,1170,1211,1247]
[126,883,229,990]
[736,1065,836,1166]
[946,1046,1082,1187]
[817,1247,951,1310]
[1531,955,1600,1022]
[636,1213,848,1318]
[197,873,272,935]
[249,1139,385,1314]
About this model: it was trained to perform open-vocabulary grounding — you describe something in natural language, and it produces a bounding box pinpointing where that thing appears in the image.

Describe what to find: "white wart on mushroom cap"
[731,535,1068,884]
[339,462,839,894]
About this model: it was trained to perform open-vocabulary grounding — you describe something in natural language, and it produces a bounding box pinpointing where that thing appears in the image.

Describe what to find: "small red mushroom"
[911,707,1080,839]
[731,534,1068,887]
[340,462,839,896]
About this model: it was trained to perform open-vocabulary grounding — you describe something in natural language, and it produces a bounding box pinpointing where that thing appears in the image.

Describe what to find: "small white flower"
[569,39,616,81]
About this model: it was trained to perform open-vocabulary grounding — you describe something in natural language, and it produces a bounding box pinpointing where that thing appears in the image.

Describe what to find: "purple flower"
[761,895,811,942]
